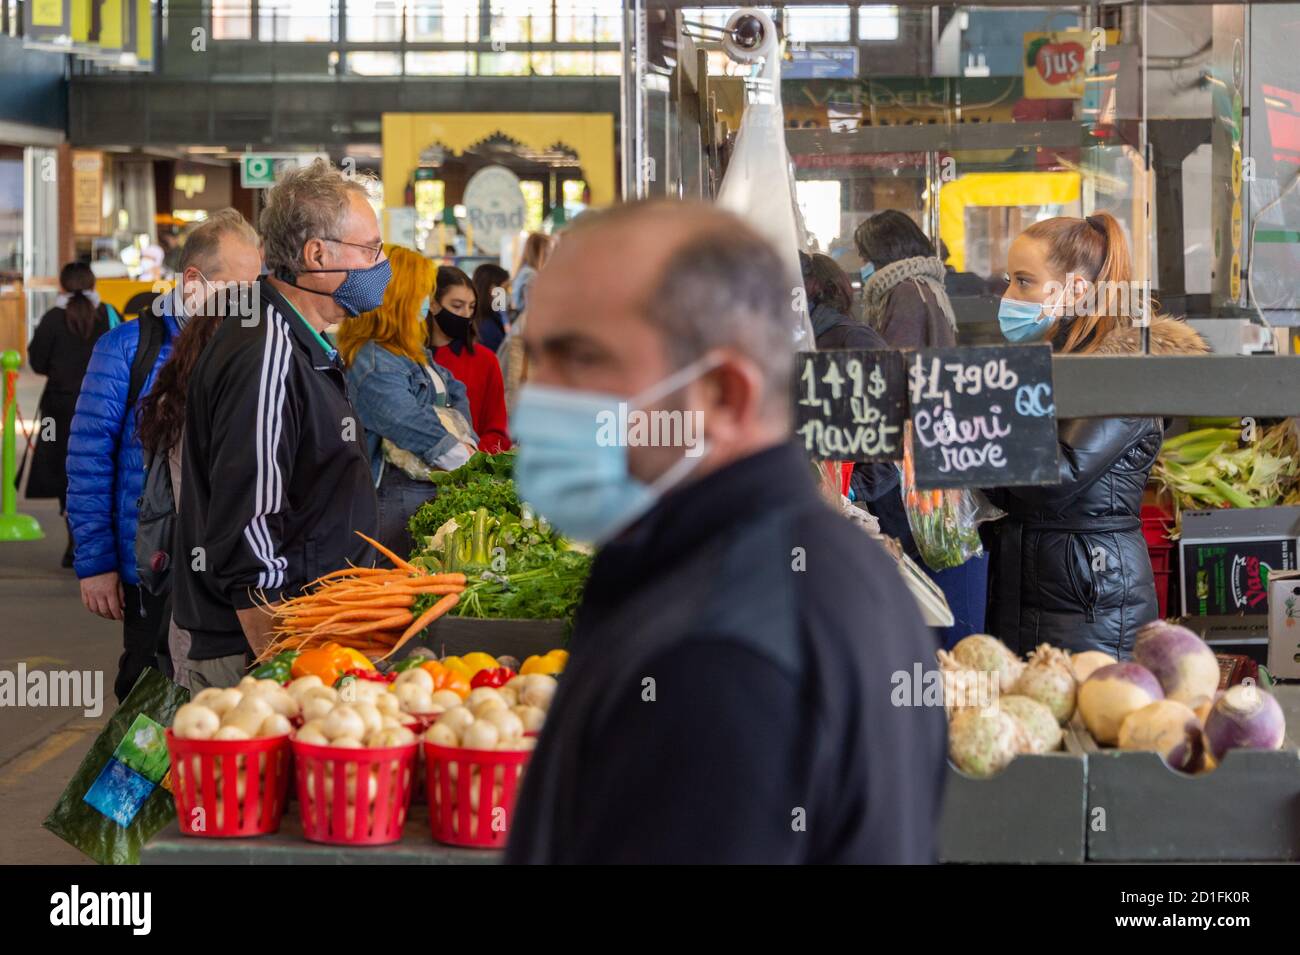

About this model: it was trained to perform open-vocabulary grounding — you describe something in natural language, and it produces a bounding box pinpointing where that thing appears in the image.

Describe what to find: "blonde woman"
[987,213,1208,657]
[337,246,477,559]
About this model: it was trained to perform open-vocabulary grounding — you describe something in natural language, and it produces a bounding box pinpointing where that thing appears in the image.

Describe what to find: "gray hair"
[573,202,796,413]
[259,159,372,276]
[179,207,258,275]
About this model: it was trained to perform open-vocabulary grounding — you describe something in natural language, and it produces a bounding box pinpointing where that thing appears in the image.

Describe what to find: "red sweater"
[434,342,512,453]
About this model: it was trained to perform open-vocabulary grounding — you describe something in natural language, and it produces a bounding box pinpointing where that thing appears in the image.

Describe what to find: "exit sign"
[241,153,327,189]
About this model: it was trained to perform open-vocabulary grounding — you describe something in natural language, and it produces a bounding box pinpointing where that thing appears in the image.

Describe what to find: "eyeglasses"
[322,237,384,263]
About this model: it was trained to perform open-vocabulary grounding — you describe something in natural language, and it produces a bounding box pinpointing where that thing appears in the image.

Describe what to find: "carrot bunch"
[254,533,466,663]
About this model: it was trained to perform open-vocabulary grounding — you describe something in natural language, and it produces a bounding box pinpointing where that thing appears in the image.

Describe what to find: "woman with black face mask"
[426,265,512,453]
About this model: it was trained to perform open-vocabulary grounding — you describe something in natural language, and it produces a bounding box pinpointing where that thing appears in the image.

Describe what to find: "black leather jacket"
[988,415,1162,658]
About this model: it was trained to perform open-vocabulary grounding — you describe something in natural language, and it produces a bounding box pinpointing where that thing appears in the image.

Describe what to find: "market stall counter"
[142,806,500,865]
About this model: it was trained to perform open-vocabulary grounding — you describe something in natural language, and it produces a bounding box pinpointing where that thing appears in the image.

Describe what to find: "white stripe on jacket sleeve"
[242,305,294,591]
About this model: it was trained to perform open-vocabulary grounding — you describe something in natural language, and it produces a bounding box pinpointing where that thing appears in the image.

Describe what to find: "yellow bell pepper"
[545,649,569,668]
[441,656,475,681]
[521,652,565,676]
[342,647,375,671]
[460,652,499,676]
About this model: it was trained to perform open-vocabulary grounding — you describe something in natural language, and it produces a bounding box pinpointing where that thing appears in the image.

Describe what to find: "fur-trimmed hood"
[1089,315,1210,356]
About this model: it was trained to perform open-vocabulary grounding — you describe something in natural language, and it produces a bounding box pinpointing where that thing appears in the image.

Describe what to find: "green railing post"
[0,350,44,541]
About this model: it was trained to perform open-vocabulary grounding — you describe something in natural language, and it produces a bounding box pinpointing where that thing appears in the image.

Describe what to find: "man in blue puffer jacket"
[67,211,263,701]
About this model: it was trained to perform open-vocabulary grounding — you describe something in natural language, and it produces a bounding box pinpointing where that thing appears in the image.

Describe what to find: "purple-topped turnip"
[1203,684,1286,761]
[1070,650,1116,684]
[1078,662,1164,745]
[1132,621,1220,704]
[1117,700,1205,773]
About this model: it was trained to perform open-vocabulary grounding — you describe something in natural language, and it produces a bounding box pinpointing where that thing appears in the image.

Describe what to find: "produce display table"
[141,806,502,865]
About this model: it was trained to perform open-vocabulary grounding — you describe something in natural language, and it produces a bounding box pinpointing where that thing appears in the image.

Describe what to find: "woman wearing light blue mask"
[986,213,1208,660]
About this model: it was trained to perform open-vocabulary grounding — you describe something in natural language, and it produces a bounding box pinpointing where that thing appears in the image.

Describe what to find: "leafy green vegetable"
[408,474,521,545]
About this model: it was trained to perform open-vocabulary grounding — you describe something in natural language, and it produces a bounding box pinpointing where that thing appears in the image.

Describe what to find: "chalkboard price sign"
[794,350,906,462]
[907,344,1060,488]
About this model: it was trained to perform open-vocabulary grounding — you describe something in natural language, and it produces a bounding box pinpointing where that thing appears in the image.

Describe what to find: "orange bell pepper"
[291,642,353,686]
[420,660,472,699]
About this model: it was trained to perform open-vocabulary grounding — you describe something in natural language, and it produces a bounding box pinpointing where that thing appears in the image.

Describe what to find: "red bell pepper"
[470,666,516,689]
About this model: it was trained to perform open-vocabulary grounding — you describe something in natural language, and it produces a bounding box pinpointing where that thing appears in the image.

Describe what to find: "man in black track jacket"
[172,160,389,688]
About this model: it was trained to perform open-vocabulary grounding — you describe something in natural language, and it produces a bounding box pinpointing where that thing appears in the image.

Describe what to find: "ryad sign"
[463,165,527,255]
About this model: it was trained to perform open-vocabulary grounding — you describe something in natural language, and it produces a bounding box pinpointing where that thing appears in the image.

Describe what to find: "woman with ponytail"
[987,212,1208,657]
[25,262,114,566]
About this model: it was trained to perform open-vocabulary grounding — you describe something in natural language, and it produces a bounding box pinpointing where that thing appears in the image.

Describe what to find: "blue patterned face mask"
[860,262,876,283]
[280,256,392,317]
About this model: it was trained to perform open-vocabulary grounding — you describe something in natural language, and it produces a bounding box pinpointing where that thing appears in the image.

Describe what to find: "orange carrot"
[382,593,460,660]
[356,532,419,574]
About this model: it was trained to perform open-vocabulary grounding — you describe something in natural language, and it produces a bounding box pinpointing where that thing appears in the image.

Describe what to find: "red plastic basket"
[293,738,418,845]
[165,730,291,837]
[424,742,531,848]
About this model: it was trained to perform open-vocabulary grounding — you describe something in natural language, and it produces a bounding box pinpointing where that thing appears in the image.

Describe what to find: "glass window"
[212,0,253,40]
[478,52,532,75]
[347,52,403,75]
[405,52,476,75]
[858,5,899,41]
[258,0,336,42]
[489,0,553,43]
[346,0,404,42]
[555,0,621,43]
[520,180,545,231]
[407,1,478,42]
[786,5,851,43]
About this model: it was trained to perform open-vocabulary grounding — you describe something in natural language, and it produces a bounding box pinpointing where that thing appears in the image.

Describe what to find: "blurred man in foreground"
[506,201,946,864]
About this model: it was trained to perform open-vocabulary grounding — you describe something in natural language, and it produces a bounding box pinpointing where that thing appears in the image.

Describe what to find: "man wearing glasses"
[172,159,391,689]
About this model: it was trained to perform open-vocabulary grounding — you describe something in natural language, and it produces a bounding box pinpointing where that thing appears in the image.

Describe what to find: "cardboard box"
[1268,569,1300,679]
[1179,507,1300,617]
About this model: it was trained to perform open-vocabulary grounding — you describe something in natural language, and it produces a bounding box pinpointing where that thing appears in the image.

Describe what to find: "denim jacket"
[346,340,477,484]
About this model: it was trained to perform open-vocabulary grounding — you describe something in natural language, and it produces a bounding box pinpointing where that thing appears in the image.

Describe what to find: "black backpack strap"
[127,310,165,413]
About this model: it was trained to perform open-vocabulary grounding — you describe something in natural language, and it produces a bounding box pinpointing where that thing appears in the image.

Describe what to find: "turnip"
[352,701,383,737]
[206,688,244,718]
[1000,695,1062,753]
[461,720,501,751]
[1203,684,1287,760]
[258,713,293,738]
[1013,644,1077,724]
[322,706,365,742]
[394,668,435,694]
[1070,650,1117,683]
[287,675,324,699]
[466,687,505,710]
[520,675,558,710]
[436,706,475,736]
[512,704,546,734]
[375,692,401,716]
[1117,700,1205,772]
[300,697,332,722]
[482,708,524,741]
[173,703,220,740]
[498,686,519,707]
[430,690,463,710]
[425,723,459,747]
[213,725,251,741]
[951,634,1024,693]
[1132,621,1220,704]
[948,706,1028,778]
[1078,663,1164,745]
[470,696,508,718]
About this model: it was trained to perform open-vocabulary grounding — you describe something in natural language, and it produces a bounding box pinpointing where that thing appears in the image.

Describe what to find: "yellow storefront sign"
[1024,31,1092,100]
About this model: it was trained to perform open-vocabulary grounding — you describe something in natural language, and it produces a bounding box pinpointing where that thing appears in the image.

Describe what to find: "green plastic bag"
[43,668,190,865]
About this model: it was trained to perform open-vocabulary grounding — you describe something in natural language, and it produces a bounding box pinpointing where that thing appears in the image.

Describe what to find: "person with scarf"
[426,265,512,453]
[854,210,958,349]
[852,211,985,649]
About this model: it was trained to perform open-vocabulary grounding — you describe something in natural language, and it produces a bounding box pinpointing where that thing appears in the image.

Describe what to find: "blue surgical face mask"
[419,297,430,320]
[511,355,720,544]
[860,262,875,283]
[997,296,1052,343]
